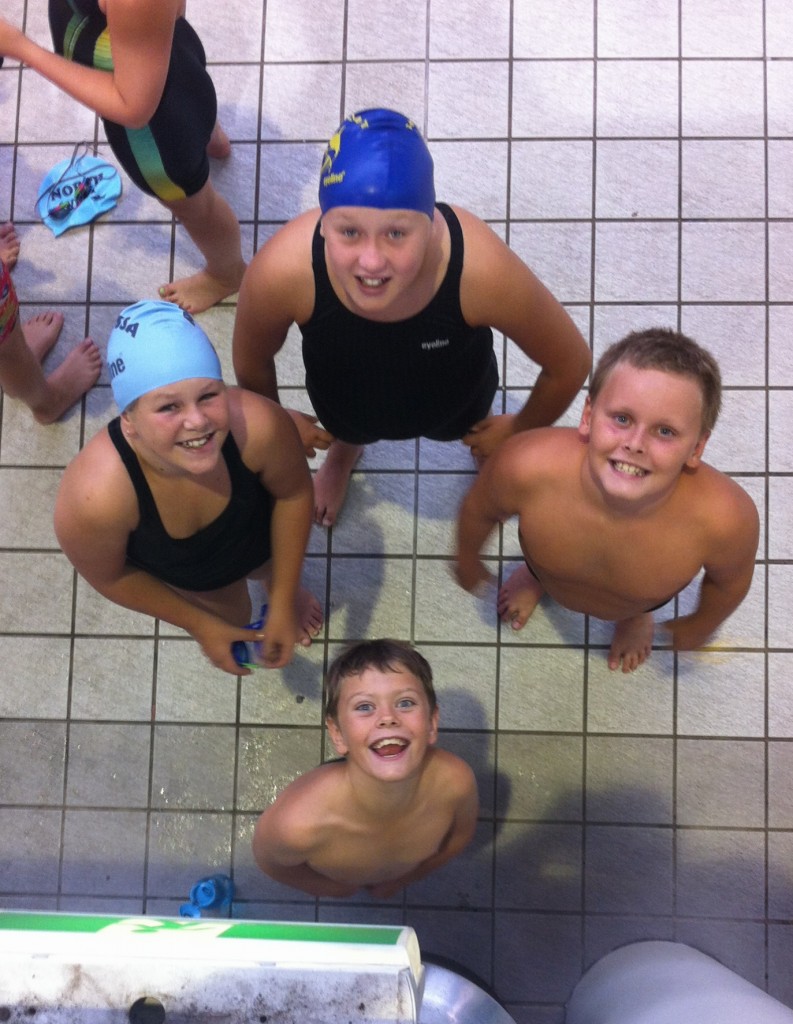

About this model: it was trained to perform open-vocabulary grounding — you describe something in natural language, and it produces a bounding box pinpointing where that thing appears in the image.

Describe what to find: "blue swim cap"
[318,109,435,218]
[107,300,222,411]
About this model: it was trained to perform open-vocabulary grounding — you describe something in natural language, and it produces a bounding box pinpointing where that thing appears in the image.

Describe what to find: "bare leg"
[157,179,246,314]
[0,223,20,270]
[207,120,231,160]
[0,316,100,424]
[608,613,654,673]
[178,578,252,624]
[179,565,323,648]
[497,563,545,630]
[312,439,364,527]
[253,565,324,646]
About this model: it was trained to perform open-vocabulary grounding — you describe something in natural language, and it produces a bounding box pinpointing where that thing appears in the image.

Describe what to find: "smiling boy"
[233,108,590,526]
[252,639,478,899]
[454,328,759,672]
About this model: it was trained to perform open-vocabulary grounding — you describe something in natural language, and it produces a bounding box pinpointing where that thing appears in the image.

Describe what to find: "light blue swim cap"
[318,108,435,218]
[107,300,222,411]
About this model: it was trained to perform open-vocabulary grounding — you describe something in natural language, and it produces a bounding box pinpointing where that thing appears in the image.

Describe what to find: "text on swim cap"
[108,357,125,380]
[322,170,346,187]
[114,314,139,338]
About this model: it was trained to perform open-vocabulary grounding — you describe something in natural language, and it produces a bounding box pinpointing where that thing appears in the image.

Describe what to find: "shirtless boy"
[455,328,760,672]
[0,1,245,313]
[233,108,590,526]
[252,639,478,898]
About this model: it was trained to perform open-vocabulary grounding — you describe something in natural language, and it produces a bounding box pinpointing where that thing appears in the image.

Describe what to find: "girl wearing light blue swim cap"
[233,107,591,533]
[55,300,323,675]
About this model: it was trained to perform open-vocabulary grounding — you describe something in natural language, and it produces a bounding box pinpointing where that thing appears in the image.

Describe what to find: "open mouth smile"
[370,737,409,758]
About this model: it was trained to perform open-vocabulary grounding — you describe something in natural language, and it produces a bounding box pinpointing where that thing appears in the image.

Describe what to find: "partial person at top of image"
[0,1,245,313]
[455,328,760,673]
[54,300,322,676]
[253,638,478,899]
[0,232,101,424]
[233,107,591,527]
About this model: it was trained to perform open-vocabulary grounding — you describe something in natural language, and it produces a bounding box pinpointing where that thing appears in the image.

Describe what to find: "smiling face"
[122,377,230,474]
[579,361,710,510]
[320,206,434,319]
[326,667,439,782]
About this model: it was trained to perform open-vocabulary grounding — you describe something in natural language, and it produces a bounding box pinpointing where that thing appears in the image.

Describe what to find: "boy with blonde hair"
[455,328,759,672]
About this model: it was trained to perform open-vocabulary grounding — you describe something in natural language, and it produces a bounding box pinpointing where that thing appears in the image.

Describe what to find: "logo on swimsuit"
[108,357,125,380]
[421,338,450,351]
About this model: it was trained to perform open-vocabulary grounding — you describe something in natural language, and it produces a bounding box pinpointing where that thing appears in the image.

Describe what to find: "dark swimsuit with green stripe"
[48,0,216,200]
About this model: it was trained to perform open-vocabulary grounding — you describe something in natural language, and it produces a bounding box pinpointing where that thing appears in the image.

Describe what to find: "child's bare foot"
[497,563,545,630]
[32,338,102,425]
[296,587,324,647]
[0,222,20,270]
[207,121,231,160]
[22,311,64,361]
[313,440,364,526]
[608,613,654,673]
[158,260,246,315]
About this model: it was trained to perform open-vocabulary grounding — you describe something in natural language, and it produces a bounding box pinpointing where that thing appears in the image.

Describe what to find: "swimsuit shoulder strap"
[106,416,162,525]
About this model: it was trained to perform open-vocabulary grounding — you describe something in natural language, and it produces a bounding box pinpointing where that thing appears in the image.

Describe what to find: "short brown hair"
[324,639,437,721]
[590,328,722,433]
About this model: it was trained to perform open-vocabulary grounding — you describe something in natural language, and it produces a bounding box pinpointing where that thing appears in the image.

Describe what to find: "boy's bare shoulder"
[425,747,477,800]
[257,763,347,849]
[687,461,759,532]
[491,426,584,481]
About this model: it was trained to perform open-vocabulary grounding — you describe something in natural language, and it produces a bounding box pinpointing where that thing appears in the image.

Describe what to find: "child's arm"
[364,758,479,900]
[54,437,261,676]
[455,436,526,592]
[237,391,316,667]
[456,207,591,459]
[663,482,760,650]
[0,1,179,129]
[232,213,334,457]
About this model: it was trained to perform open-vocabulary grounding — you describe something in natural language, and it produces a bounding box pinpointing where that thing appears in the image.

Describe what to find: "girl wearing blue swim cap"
[54,301,323,675]
[233,109,592,528]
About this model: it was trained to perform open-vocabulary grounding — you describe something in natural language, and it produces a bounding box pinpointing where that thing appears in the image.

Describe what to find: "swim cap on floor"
[318,108,435,218]
[107,300,222,411]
